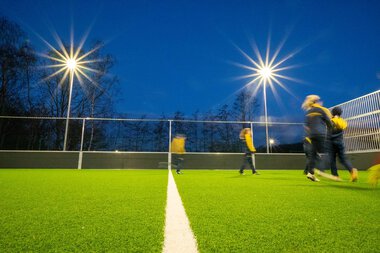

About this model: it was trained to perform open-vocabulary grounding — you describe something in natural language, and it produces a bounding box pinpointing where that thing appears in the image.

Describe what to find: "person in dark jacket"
[302,95,333,182]
[329,106,358,182]
[239,128,259,175]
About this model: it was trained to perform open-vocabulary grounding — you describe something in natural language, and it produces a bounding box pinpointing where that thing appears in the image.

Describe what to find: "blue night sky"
[1,0,379,121]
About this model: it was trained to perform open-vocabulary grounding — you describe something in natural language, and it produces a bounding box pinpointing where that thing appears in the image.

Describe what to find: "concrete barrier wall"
[83,152,168,169]
[0,151,78,168]
[0,151,378,170]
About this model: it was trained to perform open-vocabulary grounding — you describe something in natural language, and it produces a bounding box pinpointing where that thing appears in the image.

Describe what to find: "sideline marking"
[163,170,198,253]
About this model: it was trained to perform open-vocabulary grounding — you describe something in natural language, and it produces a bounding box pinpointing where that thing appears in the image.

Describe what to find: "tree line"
[0,16,118,150]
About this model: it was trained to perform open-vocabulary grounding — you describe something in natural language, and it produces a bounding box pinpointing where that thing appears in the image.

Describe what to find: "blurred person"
[329,106,358,182]
[368,154,380,187]
[367,164,379,187]
[302,95,333,182]
[171,134,186,174]
[239,128,259,175]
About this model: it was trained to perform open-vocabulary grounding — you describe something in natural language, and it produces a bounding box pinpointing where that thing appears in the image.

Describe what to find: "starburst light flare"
[66,58,77,70]
[38,28,104,150]
[233,37,302,153]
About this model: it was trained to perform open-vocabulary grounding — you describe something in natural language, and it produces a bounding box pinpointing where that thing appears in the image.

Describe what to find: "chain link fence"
[0,116,304,153]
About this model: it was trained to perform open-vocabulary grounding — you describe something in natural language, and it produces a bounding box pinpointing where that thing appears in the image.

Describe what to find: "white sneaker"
[307,173,319,182]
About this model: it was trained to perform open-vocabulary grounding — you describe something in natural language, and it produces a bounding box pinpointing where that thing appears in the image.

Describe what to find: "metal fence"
[331,89,380,152]
[0,90,379,155]
[0,116,305,154]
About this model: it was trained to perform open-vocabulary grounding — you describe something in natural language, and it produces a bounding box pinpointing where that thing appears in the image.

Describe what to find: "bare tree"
[18,41,37,113]
[232,88,259,126]
[123,116,150,151]
[0,17,26,115]
[186,110,201,152]
[74,41,119,150]
[153,114,168,152]
[215,104,235,151]
[201,110,218,152]
[0,17,41,149]
[172,111,186,135]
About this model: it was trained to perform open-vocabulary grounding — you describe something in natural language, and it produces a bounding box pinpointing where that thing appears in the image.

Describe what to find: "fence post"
[78,118,86,170]
[168,120,172,171]
[250,122,256,168]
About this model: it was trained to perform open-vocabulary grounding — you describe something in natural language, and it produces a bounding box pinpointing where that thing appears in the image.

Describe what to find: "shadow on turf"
[324,183,377,191]
[228,173,379,191]
[297,182,376,191]
[229,174,291,181]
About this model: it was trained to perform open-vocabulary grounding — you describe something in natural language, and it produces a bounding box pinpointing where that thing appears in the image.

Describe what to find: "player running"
[329,106,358,182]
[302,95,333,182]
[239,128,259,175]
[171,134,186,174]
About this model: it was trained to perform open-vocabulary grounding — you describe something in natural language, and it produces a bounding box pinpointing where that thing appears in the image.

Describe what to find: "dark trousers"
[303,141,313,174]
[240,152,256,173]
[309,135,330,174]
[330,138,353,176]
[173,154,184,172]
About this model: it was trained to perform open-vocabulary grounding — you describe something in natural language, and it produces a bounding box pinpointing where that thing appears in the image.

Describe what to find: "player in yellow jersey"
[330,106,358,182]
[171,134,186,174]
[239,128,259,175]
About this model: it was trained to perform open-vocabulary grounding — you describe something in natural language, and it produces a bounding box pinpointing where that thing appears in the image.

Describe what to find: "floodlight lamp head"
[66,58,77,70]
[259,67,272,79]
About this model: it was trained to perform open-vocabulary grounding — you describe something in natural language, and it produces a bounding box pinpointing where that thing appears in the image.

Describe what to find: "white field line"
[163,170,198,253]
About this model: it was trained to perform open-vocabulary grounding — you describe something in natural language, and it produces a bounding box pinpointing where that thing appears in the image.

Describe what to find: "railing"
[331,89,380,152]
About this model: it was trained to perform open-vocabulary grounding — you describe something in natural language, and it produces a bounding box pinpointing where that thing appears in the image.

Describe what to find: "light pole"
[259,67,272,154]
[63,59,77,151]
[263,81,269,153]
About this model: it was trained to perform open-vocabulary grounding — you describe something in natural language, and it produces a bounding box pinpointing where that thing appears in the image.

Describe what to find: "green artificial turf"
[174,170,380,253]
[0,169,168,252]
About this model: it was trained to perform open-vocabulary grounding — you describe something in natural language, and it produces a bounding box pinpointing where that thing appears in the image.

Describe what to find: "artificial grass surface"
[174,170,380,253]
[0,169,168,252]
[1,169,379,252]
